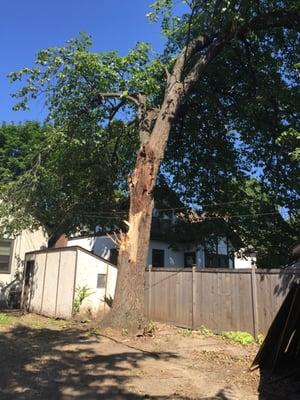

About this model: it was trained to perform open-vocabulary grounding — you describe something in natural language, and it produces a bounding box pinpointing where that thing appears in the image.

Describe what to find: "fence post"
[192,265,196,329]
[148,265,152,319]
[251,264,259,340]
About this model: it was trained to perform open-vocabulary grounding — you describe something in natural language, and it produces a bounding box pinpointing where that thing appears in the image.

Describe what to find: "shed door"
[23,260,35,310]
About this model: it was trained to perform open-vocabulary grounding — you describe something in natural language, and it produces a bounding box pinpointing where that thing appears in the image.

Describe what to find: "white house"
[67,207,255,269]
[0,229,47,306]
[67,234,254,269]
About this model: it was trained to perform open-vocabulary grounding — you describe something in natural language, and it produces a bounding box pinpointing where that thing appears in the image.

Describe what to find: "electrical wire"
[77,210,285,220]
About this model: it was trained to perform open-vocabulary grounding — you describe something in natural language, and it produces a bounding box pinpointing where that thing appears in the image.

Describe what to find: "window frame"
[152,249,165,268]
[0,239,14,275]
[204,236,230,268]
[184,252,196,268]
[97,273,107,289]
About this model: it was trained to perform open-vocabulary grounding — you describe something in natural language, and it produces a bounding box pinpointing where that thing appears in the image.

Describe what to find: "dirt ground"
[0,311,299,400]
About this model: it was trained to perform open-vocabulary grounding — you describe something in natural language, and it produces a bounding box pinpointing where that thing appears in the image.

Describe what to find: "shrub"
[143,321,158,337]
[222,331,255,345]
[73,285,93,314]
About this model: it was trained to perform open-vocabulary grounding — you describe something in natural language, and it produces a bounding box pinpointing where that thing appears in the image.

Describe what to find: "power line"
[77,210,284,220]
[154,199,285,212]
[64,198,285,216]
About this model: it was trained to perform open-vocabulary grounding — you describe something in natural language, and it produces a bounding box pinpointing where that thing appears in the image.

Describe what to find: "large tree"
[9,2,300,328]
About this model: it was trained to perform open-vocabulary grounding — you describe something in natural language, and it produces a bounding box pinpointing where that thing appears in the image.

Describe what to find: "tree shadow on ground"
[0,322,253,400]
[0,324,180,400]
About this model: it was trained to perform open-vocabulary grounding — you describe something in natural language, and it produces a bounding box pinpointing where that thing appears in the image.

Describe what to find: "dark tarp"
[252,281,300,372]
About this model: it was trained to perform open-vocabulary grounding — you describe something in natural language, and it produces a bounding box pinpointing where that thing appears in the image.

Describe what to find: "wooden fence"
[144,267,299,337]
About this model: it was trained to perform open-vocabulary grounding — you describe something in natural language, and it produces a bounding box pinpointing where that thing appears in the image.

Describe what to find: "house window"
[152,249,164,268]
[97,274,107,289]
[184,252,196,268]
[204,236,230,268]
[205,253,229,268]
[0,239,13,274]
[108,248,118,265]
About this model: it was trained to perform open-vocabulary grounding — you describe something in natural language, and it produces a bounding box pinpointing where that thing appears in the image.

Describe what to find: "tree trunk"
[48,233,68,248]
[104,142,156,329]
[104,83,182,330]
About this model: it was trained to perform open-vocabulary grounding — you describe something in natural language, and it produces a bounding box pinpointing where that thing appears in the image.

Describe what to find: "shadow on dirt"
[0,324,180,400]
[0,322,254,400]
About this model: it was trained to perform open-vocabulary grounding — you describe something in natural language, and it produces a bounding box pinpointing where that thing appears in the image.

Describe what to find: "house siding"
[68,235,252,269]
[75,249,117,315]
[0,228,47,287]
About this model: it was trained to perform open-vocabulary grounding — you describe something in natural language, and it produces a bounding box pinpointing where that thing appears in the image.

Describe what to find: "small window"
[97,273,107,289]
[0,239,13,274]
[184,252,196,268]
[205,253,229,268]
[152,249,164,268]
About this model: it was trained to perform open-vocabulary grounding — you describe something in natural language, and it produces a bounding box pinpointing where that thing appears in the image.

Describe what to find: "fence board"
[146,268,299,336]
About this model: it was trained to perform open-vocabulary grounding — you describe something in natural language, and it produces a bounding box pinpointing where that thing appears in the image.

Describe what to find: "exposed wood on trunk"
[105,82,184,329]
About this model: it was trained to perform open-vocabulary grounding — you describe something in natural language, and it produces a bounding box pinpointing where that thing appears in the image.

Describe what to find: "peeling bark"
[104,84,183,330]
[104,143,156,329]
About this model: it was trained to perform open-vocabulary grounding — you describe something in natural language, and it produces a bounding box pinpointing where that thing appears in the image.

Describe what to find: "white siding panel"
[75,251,109,314]
[67,237,95,252]
[234,256,253,269]
[41,252,60,317]
[56,250,77,318]
[106,264,118,302]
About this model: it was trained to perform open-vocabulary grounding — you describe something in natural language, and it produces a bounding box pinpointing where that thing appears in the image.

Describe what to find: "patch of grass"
[0,312,71,331]
[197,325,214,337]
[0,312,13,325]
[177,327,193,337]
[221,331,255,345]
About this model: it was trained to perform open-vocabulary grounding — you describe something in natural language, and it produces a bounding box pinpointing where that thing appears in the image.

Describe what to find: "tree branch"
[171,34,214,83]
[108,99,127,127]
[97,92,141,107]
[97,92,152,144]
[182,9,300,95]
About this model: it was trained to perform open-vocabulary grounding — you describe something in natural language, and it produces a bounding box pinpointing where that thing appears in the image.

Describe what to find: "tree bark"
[104,83,183,329]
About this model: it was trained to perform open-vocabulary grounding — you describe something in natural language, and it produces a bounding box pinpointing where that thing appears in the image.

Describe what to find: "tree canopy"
[2,1,299,271]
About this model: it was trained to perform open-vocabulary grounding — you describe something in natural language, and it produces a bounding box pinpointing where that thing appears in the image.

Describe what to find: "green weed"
[198,325,214,337]
[221,331,255,345]
[143,321,158,337]
[0,312,12,325]
[177,327,193,337]
[73,285,93,314]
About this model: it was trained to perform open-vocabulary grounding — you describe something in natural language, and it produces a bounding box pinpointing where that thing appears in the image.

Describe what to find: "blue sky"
[1,0,166,123]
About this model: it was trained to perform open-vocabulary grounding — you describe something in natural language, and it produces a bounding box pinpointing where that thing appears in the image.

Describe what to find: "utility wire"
[78,210,284,220]
[67,198,285,216]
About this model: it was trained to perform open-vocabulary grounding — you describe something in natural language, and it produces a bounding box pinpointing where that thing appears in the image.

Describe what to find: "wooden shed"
[22,246,117,319]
